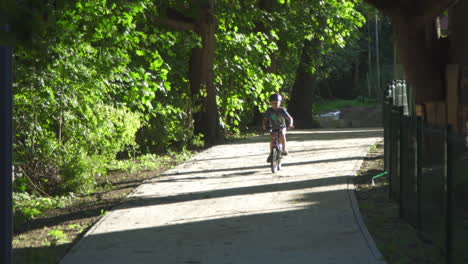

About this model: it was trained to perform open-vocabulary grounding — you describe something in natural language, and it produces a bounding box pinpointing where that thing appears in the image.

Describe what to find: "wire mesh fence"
[384,81,468,264]
[449,131,468,263]
[399,116,418,227]
[389,107,401,202]
[420,124,447,249]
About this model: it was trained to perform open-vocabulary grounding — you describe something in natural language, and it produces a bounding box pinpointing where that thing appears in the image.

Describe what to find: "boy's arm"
[262,108,269,130]
[282,108,294,128]
[289,116,294,128]
[286,114,294,128]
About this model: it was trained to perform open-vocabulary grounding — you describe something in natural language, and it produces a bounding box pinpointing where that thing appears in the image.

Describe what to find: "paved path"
[61,128,385,264]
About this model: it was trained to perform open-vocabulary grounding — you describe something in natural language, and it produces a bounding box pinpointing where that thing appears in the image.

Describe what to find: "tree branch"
[361,0,399,17]
[155,17,196,32]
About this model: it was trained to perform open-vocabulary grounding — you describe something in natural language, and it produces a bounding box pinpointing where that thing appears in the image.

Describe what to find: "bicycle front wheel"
[270,147,279,173]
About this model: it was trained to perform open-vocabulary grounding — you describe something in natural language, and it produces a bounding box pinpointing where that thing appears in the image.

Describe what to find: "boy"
[262,93,294,162]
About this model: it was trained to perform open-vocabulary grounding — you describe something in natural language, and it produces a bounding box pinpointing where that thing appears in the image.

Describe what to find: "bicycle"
[268,129,283,173]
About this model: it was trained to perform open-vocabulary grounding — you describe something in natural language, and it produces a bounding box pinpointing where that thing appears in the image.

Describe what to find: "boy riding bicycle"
[262,94,294,162]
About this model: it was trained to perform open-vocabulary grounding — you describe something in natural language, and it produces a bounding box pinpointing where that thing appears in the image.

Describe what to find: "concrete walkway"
[61,128,385,264]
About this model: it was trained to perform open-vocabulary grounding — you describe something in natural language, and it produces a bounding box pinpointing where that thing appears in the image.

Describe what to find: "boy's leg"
[280,128,288,154]
[270,133,275,150]
[267,132,274,162]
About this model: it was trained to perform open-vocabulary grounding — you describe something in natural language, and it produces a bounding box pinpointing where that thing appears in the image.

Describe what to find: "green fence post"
[388,105,394,200]
[416,116,423,230]
[389,105,401,202]
[387,93,395,200]
[445,125,453,264]
[399,106,404,218]
[384,98,390,171]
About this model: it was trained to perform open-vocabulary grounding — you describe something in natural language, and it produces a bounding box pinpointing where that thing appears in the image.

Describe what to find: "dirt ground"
[13,166,176,264]
[13,137,446,264]
[354,141,446,264]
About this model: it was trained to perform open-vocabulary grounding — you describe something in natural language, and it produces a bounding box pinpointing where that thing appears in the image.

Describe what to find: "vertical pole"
[416,117,423,229]
[0,24,13,264]
[393,26,398,79]
[383,94,388,171]
[367,20,372,97]
[388,105,394,200]
[375,11,381,95]
[398,106,404,218]
[445,126,453,264]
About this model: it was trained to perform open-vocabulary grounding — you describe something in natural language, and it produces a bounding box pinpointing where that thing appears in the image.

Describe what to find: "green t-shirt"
[264,107,290,129]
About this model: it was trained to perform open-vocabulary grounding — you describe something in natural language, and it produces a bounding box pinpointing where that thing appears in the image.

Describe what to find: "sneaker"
[266,155,272,163]
[282,150,288,156]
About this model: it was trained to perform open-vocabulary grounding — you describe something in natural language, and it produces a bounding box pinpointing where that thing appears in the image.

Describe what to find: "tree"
[289,38,322,128]
[156,0,222,145]
[282,0,365,127]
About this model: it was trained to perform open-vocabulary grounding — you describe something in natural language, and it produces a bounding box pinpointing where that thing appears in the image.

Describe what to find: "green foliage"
[190,134,205,149]
[46,230,69,246]
[213,0,367,133]
[107,152,192,173]
[10,0,375,196]
[318,7,394,99]
[12,0,163,194]
[13,192,74,221]
[67,224,86,233]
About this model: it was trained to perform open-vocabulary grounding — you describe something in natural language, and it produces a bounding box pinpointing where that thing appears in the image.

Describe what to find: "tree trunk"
[158,0,222,145]
[256,0,279,73]
[353,58,360,91]
[289,69,317,128]
[258,0,278,11]
[189,47,203,135]
[191,4,222,145]
[289,39,320,128]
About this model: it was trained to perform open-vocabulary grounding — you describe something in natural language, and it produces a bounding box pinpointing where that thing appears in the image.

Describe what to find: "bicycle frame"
[269,129,282,173]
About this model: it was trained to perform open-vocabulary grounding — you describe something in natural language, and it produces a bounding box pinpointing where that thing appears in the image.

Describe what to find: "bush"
[14,103,142,195]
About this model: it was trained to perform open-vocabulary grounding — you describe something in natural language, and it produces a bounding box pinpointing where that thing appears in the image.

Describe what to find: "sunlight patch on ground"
[167,205,317,225]
[95,187,327,234]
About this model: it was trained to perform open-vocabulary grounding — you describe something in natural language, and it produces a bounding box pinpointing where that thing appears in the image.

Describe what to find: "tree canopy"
[2,0,379,195]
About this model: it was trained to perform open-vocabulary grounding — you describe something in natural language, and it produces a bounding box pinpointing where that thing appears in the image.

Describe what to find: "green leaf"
[163,81,171,91]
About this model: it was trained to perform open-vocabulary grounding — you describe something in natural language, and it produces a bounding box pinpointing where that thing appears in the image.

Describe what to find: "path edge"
[347,136,387,264]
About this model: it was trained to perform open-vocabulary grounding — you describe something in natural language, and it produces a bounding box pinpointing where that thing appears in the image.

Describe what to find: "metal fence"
[384,81,468,264]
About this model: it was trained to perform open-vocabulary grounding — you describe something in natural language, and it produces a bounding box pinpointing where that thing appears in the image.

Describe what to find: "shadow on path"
[58,128,385,264]
[122,175,351,208]
[60,183,379,264]
[163,156,366,177]
[33,174,352,231]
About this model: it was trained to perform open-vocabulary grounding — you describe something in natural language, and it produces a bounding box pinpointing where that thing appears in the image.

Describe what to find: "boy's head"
[269,94,282,109]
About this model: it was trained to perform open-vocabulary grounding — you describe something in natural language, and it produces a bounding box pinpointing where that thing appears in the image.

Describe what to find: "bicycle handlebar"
[262,126,293,135]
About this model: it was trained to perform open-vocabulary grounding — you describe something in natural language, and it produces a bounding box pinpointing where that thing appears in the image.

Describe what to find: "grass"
[313,97,380,113]
[107,151,192,173]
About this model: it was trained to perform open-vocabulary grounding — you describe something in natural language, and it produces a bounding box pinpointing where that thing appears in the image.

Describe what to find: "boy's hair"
[269,94,282,101]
